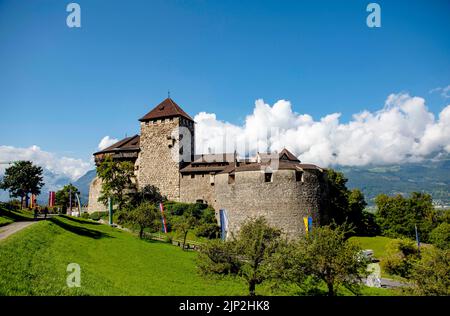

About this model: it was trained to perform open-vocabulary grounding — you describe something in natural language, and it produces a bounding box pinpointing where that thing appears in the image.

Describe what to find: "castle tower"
[137,98,195,200]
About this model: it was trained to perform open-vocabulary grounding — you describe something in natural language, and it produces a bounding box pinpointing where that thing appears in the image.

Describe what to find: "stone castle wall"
[180,173,216,208]
[214,169,327,239]
[87,176,107,213]
[137,117,190,200]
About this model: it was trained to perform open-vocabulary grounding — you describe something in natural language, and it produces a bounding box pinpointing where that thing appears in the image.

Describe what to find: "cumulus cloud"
[194,93,450,167]
[98,136,119,150]
[0,145,92,180]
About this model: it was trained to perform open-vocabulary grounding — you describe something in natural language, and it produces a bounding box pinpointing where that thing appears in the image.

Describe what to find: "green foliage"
[381,238,419,278]
[198,217,283,296]
[375,192,437,242]
[324,169,376,236]
[283,225,369,296]
[55,184,80,213]
[89,211,109,221]
[0,161,44,206]
[430,222,450,250]
[123,202,160,238]
[410,248,450,296]
[96,156,136,211]
[80,212,90,219]
[128,184,166,207]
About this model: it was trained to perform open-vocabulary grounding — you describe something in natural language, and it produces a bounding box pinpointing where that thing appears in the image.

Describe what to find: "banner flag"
[159,203,168,233]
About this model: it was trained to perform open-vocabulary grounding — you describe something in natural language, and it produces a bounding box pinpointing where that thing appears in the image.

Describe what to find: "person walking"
[43,207,49,219]
[33,206,38,221]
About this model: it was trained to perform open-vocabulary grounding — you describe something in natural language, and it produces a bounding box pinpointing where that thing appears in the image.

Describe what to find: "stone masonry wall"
[214,169,326,239]
[180,173,216,208]
[87,176,107,213]
[138,117,194,201]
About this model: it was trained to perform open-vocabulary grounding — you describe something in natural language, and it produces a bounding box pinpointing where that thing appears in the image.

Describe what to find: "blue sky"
[0,0,449,173]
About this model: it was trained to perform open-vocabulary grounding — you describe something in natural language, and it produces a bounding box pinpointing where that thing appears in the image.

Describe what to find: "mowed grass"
[0,215,252,296]
[0,208,34,227]
[349,236,395,260]
[0,216,398,296]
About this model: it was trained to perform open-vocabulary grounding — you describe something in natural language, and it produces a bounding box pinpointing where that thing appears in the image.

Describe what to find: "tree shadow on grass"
[60,215,101,226]
[49,217,112,239]
[0,209,32,222]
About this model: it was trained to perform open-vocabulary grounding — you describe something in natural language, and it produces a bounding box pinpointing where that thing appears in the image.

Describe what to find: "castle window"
[179,146,183,155]
[210,174,215,186]
[228,174,235,184]
[264,172,273,183]
[191,174,195,179]
[295,171,304,182]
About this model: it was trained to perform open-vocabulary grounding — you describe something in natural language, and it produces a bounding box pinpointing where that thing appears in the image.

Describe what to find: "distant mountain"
[1,158,449,208]
[337,157,450,207]
[0,169,72,204]
[72,169,96,205]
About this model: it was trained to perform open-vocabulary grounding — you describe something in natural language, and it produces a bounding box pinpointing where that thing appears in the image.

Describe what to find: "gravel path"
[0,221,38,241]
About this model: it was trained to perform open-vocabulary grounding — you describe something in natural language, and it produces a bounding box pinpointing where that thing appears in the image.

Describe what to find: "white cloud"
[0,145,92,180]
[430,85,450,99]
[194,93,450,167]
[98,136,119,150]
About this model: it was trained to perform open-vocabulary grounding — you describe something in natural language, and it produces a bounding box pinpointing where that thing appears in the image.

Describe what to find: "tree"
[125,202,160,238]
[96,156,136,211]
[375,192,436,242]
[129,184,166,207]
[198,217,283,296]
[173,211,198,250]
[410,248,450,296]
[430,222,450,250]
[288,225,368,296]
[55,184,80,213]
[324,169,372,236]
[0,161,44,208]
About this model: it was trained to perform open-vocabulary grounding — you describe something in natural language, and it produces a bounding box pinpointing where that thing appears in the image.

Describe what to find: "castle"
[88,98,329,238]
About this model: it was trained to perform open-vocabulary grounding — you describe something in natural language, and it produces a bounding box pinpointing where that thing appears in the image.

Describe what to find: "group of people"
[33,206,49,220]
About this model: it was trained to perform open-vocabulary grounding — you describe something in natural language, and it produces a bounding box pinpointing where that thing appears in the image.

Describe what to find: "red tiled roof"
[139,98,194,122]
[93,135,140,155]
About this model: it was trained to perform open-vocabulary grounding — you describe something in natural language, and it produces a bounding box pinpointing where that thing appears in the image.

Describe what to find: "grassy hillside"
[0,216,395,296]
[0,208,34,227]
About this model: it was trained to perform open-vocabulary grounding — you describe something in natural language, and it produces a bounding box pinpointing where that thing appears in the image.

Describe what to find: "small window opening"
[264,172,273,183]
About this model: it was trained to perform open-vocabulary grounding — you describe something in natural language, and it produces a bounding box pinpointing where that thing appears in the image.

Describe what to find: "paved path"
[0,221,38,241]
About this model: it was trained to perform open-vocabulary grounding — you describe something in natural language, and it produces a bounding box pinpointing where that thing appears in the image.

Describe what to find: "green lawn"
[0,216,397,296]
[0,208,34,227]
[349,236,395,260]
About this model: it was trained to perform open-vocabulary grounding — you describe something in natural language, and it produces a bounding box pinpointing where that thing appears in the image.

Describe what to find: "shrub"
[410,248,450,296]
[430,222,450,250]
[80,212,90,219]
[89,211,109,221]
[381,238,419,278]
[195,223,220,239]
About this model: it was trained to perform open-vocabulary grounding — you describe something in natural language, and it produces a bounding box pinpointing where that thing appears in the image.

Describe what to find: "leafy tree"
[0,161,44,208]
[96,156,136,211]
[430,222,450,250]
[410,248,450,296]
[198,217,283,296]
[381,238,419,278]
[286,225,368,296]
[324,169,373,235]
[55,184,80,213]
[124,202,160,238]
[172,210,198,250]
[375,192,436,242]
[129,184,166,207]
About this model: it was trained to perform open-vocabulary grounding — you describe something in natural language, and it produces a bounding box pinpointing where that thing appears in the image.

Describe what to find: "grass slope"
[0,216,396,296]
[0,208,34,227]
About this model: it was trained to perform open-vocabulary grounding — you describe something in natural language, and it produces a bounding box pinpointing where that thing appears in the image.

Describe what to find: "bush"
[80,212,90,219]
[195,223,220,239]
[89,211,109,221]
[430,222,450,250]
[381,238,419,278]
[0,200,21,211]
[410,248,450,296]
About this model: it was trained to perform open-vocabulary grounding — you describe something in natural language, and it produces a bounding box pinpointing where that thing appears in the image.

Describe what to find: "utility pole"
[415,224,421,257]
